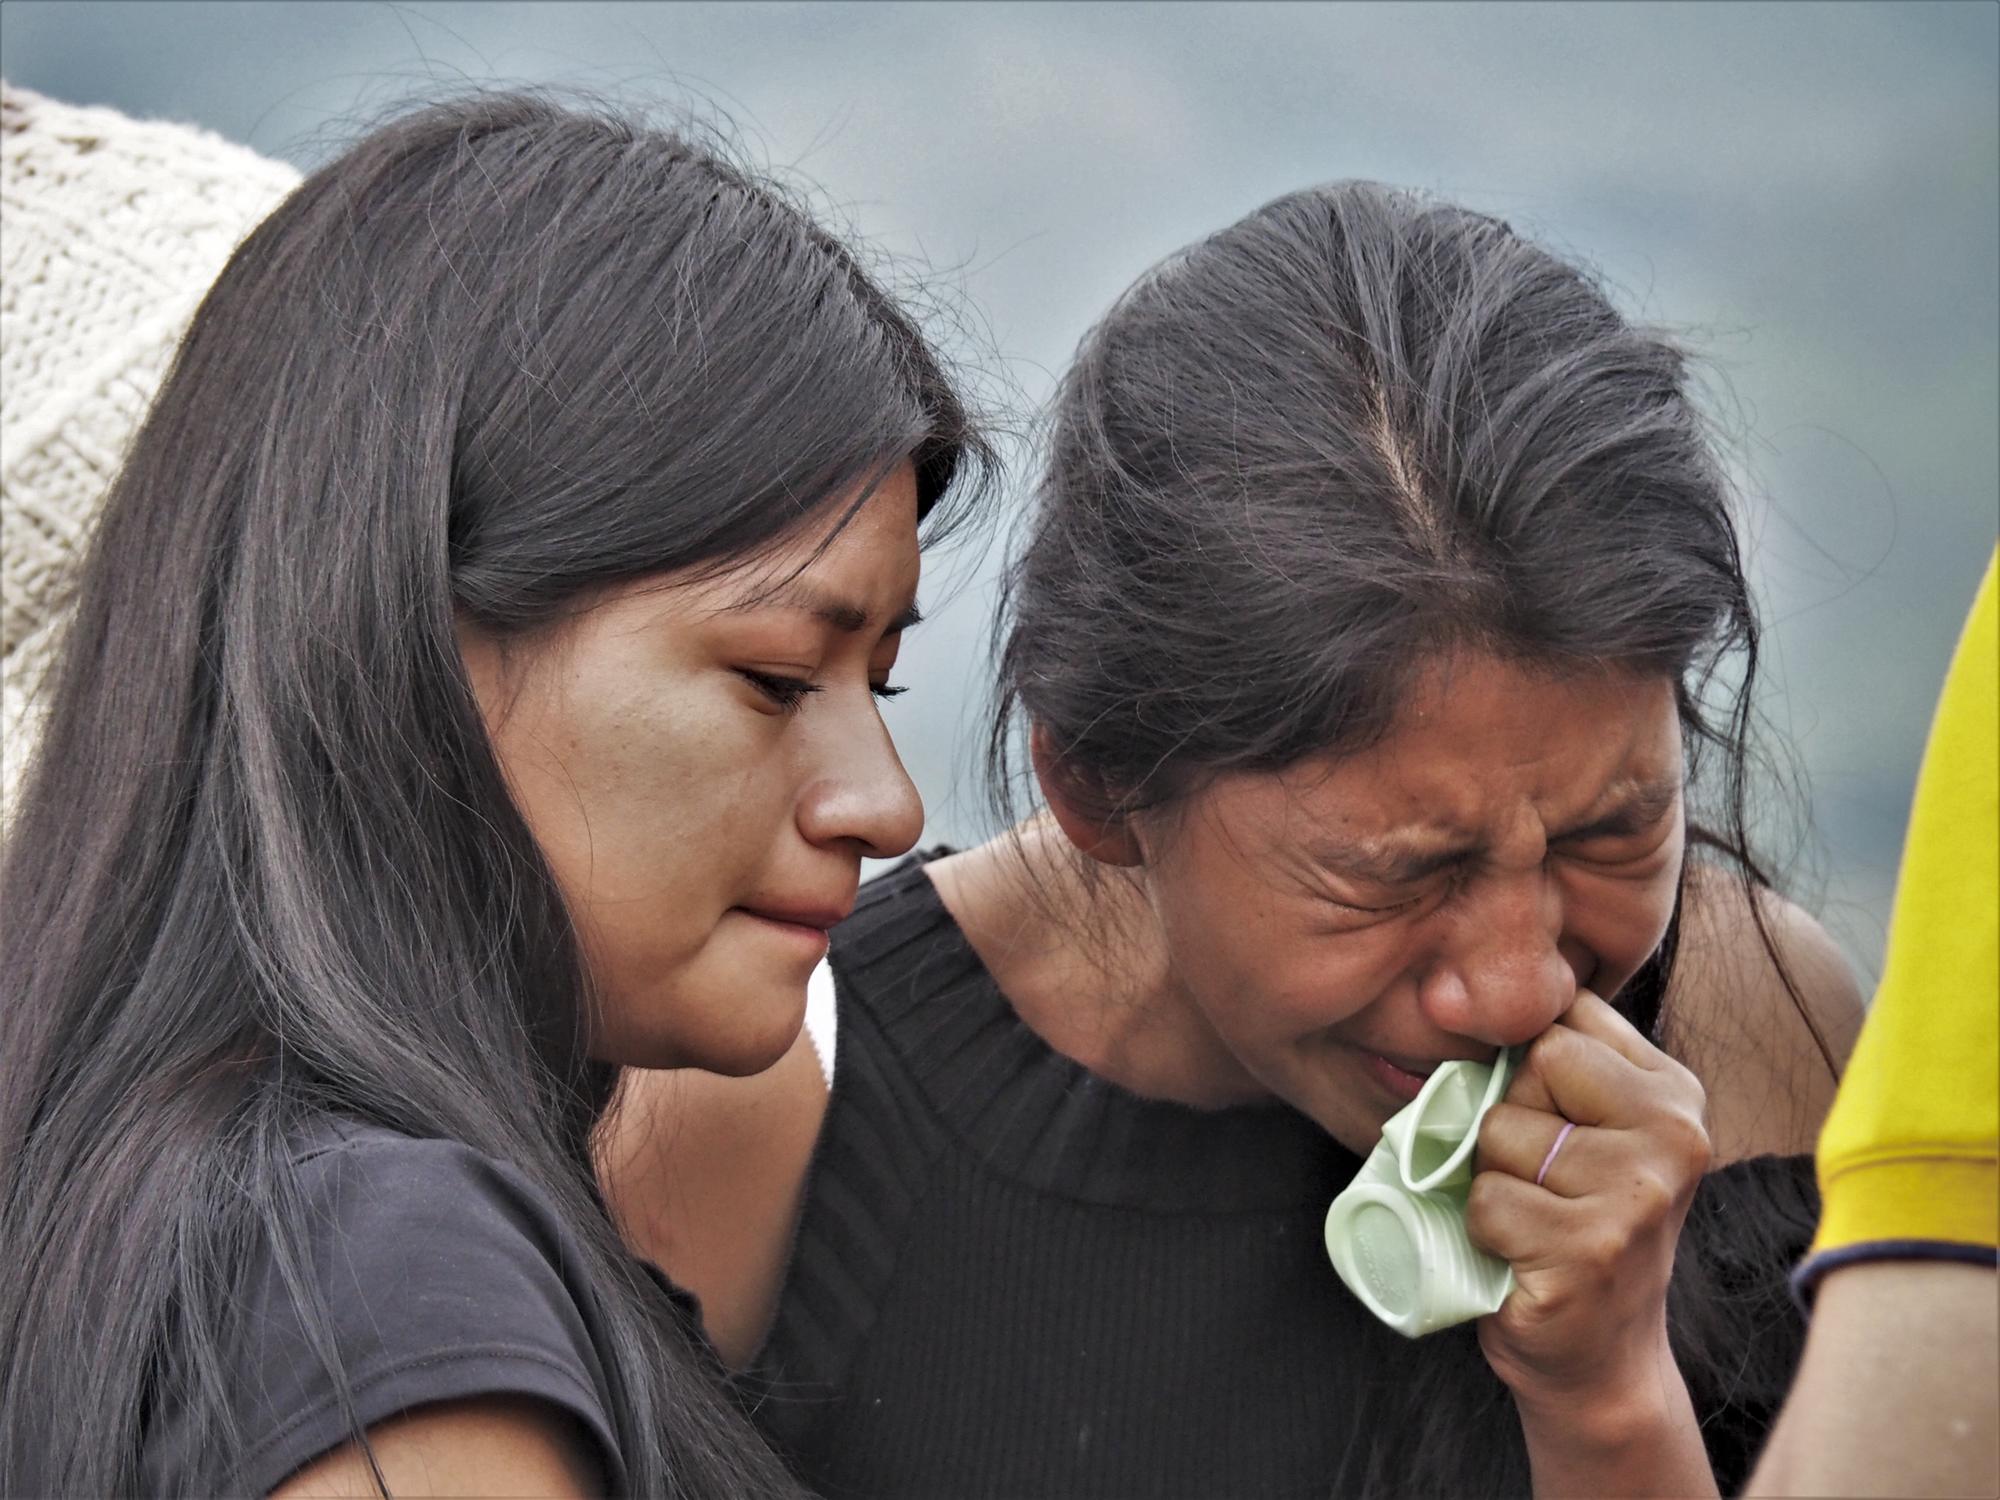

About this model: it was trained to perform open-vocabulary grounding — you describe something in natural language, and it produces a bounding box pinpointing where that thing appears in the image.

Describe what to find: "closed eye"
[1554,819,1678,866]
[1327,891,1425,917]
[1322,863,1466,919]
[871,683,908,701]
[736,669,822,714]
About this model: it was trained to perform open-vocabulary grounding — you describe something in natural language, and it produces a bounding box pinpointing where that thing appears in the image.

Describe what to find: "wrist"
[1506,1337,1689,1453]
[1506,1339,1716,1498]
[1513,1376,1680,1457]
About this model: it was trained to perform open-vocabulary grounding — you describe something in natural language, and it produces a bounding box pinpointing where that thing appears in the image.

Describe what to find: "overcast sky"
[5,0,1996,977]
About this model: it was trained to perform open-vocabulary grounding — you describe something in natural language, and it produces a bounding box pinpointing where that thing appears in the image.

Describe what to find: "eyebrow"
[1550,775,1684,845]
[1307,775,1683,886]
[1308,835,1466,888]
[729,582,923,636]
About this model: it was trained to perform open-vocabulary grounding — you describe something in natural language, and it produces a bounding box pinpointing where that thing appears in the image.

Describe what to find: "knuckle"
[1685,1117,1714,1174]
[1658,1108,1713,1175]
[1627,1168,1678,1225]
[1513,1281,1572,1330]
[1578,1221,1630,1271]
[1669,1056,1707,1106]
[1662,1061,1709,1118]
[1466,1170,1501,1214]
[1465,1171,1509,1227]
[1526,1027,1568,1074]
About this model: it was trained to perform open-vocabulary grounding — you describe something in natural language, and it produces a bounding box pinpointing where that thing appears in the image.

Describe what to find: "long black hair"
[995,179,1821,1056]
[990,181,1819,1496]
[0,92,988,1497]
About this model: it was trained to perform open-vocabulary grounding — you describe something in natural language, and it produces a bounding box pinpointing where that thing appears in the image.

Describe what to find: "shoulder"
[268,1394,604,1499]
[285,1119,599,1292]
[1665,863,1866,1163]
[147,1117,629,1496]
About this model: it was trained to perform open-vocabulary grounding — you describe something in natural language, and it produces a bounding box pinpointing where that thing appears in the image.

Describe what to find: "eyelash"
[1332,894,1422,917]
[1331,870,1462,917]
[737,670,906,713]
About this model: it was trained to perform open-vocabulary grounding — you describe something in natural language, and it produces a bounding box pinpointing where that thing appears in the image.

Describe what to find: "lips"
[1352,1044,1497,1104]
[1357,1042,1498,1077]
[1359,1049,1432,1103]
[735,900,852,932]
[1364,1049,1442,1079]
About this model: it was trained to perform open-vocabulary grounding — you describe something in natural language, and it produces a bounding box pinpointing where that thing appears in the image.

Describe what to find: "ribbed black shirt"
[740,853,1818,1499]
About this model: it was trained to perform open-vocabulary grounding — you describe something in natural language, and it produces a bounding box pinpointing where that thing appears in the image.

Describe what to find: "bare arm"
[1747,1260,1999,1497]
[597,1026,829,1370]
[268,1396,604,1498]
[1512,1340,1718,1500]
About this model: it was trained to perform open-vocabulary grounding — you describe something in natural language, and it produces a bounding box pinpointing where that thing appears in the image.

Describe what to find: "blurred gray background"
[5,0,1995,981]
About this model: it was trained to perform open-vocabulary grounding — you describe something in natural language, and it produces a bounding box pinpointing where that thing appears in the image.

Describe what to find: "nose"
[1416,865,1581,1047]
[795,701,925,860]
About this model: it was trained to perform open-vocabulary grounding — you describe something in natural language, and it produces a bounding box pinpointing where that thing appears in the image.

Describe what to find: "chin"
[603,1021,801,1076]
[1308,1113,1383,1159]
[1272,1063,1387,1158]
[691,1023,802,1078]
[595,975,808,1076]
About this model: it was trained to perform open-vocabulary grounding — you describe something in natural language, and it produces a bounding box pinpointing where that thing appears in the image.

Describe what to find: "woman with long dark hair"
[0,92,988,1497]
[607,181,1862,1497]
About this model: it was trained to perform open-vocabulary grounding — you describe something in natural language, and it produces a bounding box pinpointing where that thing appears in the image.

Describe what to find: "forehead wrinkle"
[1270,660,1681,879]
[1300,757,1672,884]
[1268,754,1482,881]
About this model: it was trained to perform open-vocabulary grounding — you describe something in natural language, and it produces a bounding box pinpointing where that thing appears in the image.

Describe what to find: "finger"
[1500,1049,1560,1117]
[1464,1166,1593,1271]
[1557,989,1668,1073]
[1475,1102,1594,1196]
[1515,1023,1656,1131]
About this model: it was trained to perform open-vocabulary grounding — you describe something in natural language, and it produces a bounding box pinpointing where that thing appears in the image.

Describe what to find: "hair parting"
[985,179,1823,1496]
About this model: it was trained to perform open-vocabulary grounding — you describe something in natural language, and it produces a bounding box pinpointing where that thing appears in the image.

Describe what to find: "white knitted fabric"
[0,83,299,823]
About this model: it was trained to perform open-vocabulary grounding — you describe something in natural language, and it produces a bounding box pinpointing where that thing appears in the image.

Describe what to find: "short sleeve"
[1800,550,2000,1292]
[143,1121,630,1496]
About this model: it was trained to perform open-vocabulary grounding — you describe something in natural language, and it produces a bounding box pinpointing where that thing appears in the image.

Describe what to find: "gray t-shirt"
[141,1118,670,1496]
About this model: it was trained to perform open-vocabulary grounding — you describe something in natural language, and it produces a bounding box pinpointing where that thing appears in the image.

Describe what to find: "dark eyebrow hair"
[1550,774,1684,844]
[1307,774,1684,887]
[1307,834,1470,887]
[727,581,922,636]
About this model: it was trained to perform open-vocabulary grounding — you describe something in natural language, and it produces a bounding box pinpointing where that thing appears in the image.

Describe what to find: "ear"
[1029,723,1145,867]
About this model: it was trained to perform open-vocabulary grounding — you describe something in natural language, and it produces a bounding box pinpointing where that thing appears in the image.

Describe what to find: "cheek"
[1155,879,1401,1045]
[1232,943,1396,1044]
[1561,860,1682,994]
[503,683,783,949]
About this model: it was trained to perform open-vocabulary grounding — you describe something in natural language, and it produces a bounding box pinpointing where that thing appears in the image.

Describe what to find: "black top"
[141,1117,690,1496]
[739,851,1822,1499]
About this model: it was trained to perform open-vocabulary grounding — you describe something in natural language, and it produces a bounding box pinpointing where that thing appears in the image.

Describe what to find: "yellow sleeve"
[1805,547,1999,1274]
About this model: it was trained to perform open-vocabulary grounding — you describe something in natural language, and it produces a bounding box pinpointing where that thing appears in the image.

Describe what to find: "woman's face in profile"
[1134,653,1687,1155]
[462,464,925,1076]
